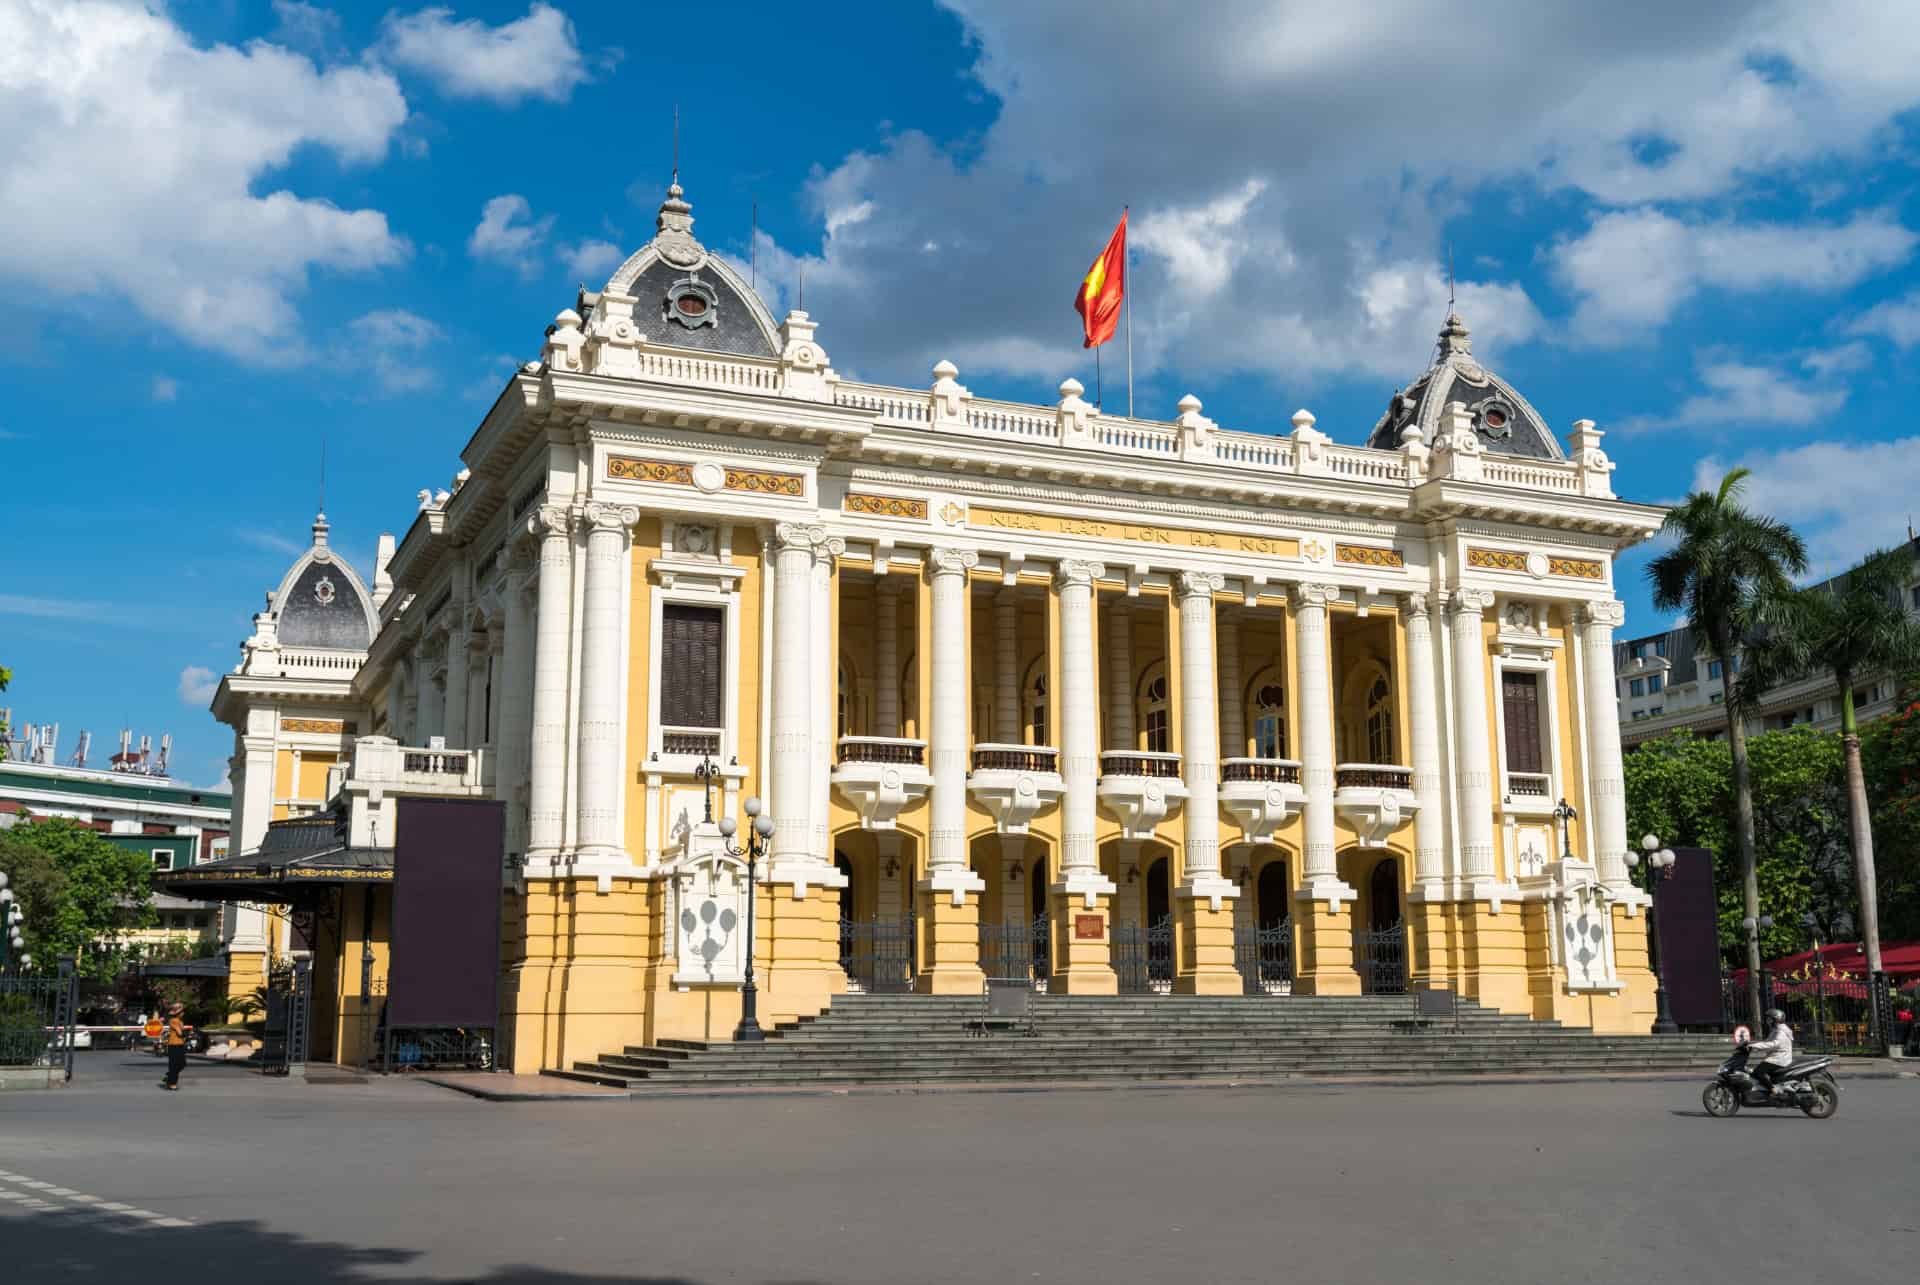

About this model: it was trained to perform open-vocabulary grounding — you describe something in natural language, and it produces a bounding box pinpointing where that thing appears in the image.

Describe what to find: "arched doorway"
[1028,852,1050,987]
[1368,858,1401,932]
[1145,857,1172,993]
[1256,861,1289,928]
[1358,857,1407,994]
[1245,859,1294,995]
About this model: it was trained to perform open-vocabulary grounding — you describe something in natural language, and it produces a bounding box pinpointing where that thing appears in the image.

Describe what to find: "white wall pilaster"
[497,547,537,860]
[1175,571,1232,901]
[1405,593,1447,894]
[1448,588,1498,888]
[922,546,984,904]
[572,502,637,862]
[525,505,575,863]
[1294,583,1351,904]
[768,524,845,892]
[1055,560,1111,901]
[1579,600,1631,888]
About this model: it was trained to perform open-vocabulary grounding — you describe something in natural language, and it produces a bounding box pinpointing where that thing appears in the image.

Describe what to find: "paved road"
[2,1051,1914,1284]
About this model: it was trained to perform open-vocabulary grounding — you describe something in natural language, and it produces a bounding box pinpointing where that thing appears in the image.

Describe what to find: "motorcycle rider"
[1743,1008,1795,1096]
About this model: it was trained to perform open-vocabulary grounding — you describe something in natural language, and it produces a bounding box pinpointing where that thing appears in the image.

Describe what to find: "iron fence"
[1722,968,1899,1056]
[1356,925,1408,995]
[1114,916,1173,995]
[978,917,1051,990]
[1234,920,1294,995]
[259,955,314,1076]
[0,957,78,1080]
[840,915,916,993]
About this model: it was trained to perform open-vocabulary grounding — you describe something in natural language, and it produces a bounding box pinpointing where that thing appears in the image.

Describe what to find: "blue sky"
[4,1,1920,790]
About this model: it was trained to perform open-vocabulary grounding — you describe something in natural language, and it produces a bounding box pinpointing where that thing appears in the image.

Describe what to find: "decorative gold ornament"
[724,468,804,496]
[607,456,693,486]
[1335,544,1404,568]
[938,501,966,526]
[1466,546,1529,573]
[279,718,347,734]
[844,493,929,519]
[1547,556,1604,580]
[1301,539,1328,562]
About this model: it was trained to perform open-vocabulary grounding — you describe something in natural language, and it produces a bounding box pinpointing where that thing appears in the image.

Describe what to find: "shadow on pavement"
[5,1212,833,1285]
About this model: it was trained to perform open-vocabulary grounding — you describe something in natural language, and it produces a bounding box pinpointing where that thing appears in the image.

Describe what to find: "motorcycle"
[1702,1044,1839,1119]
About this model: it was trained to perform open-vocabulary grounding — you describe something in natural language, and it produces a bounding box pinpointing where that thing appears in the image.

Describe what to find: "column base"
[1173,883,1239,995]
[762,877,847,1022]
[1292,899,1360,995]
[915,876,985,994]
[1454,899,1530,1015]
[1048,886,1117,994]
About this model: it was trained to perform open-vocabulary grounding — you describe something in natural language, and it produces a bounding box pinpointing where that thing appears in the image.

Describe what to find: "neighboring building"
[1615,536,1920,748]
[0,719,232,958]
[172,177,1668,1072]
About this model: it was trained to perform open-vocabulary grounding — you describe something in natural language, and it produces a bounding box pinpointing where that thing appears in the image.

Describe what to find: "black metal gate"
[1724,967,1899,1056]
[840,915,916,993]
[1357,924,1407,995]
[1235,919,1294,995]
[1115,916,1173,995]
[260,955,314,1076]
[978,916,1051,989]
[0,956,78,1081]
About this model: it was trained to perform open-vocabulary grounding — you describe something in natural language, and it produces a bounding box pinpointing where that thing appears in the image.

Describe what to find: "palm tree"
[1742,544,1920,976]
[1649,468,1806,1026]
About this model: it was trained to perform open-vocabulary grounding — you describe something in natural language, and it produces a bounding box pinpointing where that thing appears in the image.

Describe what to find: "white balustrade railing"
[966,399,1058,442]
[833,382,928,422]
[1481,457,1581,493]
[635,350,782,391]
[1095,417,1179,455]
[1322,446,1409,483]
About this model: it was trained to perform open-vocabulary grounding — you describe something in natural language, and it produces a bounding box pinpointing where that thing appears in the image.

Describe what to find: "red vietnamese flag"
[1074,209,1127,349]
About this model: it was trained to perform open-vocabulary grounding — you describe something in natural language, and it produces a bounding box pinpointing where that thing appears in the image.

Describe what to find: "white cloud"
[0,594,112,621]
[236,528,305,557]
[1615,357,1847,436]
[271,0,343,61]
[464,353,524,401]
[0,2,410,363]
[348,309,444,393]
[1800,341,1872,377]
[468,195,552,277]
[1847,288,1920,348]
[1555,209,1915,341]
[560,238,624,282]
[1693,436,1920,579]
[151,375,178,402]
[177,665,220,707]
[745,1,1920,396]
[378,3,590,105]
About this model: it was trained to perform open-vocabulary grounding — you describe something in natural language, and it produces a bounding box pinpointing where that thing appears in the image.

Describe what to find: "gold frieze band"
[280,718,347,734]
[607,457,693,486]
[844,493,929,519]
[1335,543,1404,569]
[967,506,1300,557]
[724,468,804,496]
[1548,556,1604,580]
[1466,546,1528,573]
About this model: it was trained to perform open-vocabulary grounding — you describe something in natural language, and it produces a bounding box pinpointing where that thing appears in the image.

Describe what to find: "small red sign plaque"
[1073,914,1104,941]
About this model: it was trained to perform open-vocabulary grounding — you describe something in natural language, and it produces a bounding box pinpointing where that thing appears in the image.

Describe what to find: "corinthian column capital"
[928,545,979,578]
[1577,599,1627,629]
[1055,558,1107,589]
[1174,570,1226,600]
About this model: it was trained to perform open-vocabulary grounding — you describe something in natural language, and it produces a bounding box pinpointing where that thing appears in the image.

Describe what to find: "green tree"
[1624,727,1841,963]
[1862,692,1920,940]
[1651,466,1797,1014]
[1744,545,1920,975]
[1649,467,1807,1025]
[0,818,155,979]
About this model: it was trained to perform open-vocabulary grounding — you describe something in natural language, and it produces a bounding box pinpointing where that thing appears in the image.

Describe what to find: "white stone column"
[1217,607,1244,760]
[1404,593,1446,893]
[874,580,901,738]
[573,502,637,862]
[993,588,1021,744]
[497,548,537,858]
[769,524,833,873]
[923,546,984,904]
[1056,560,1112,901]
[525,505,574,862]
[443,615,470,747]
[1295,583,1349,902]
[1579,600,1631,887]
[404,647,423,743]
[1175,571,1232,897]
[1105,596,1134,748]
[812,546,836,860]
[1448,588,1498,887]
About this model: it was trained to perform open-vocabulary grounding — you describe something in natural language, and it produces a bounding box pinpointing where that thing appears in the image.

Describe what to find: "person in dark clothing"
[160,1003,191,1090]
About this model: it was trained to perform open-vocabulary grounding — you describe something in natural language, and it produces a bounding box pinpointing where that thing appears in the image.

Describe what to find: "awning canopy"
[157,810,391,904]
[1734,941,1920,985]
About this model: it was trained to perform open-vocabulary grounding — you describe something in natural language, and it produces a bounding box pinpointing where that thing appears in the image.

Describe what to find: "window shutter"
[662,605,724,728]
[1501,670,1543,773]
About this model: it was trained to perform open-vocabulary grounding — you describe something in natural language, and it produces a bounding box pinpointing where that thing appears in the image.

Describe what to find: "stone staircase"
[548,993,1729,1093]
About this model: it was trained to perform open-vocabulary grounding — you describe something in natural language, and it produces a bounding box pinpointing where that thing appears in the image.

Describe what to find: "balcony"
[347,738,494,795]
[1502,770,1556,816]
[967,743,1063,835]
[831,736,931,831]
[1219,757,1305,843]
[1096,751,1186,840]
[1333,763,1417,849]
[661,725,722,758]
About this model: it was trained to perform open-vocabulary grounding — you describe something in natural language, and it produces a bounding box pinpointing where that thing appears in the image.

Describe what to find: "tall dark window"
[1501,670,1544,774]
[661,604,724,728]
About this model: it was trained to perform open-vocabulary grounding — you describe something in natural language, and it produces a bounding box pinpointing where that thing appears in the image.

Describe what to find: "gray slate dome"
[1367,311,1561,460]
[586,180,780,360]
[271,514,378,651]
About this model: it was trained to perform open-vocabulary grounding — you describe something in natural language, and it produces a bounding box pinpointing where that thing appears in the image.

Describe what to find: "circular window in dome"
[664,276,719,330]
[1477,399,1514,439]
[675,294,707,319]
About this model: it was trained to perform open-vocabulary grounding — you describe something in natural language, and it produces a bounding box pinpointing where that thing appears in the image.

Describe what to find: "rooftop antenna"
[672,103,680,188]
[750,198,757,291]
[1447,242,1456,312]
[319,431,327,516]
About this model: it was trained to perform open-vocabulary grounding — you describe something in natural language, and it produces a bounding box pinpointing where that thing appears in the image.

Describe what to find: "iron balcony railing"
[661,726,722,757]
[836,736,927,767]
[970,743,1060,774]
[1334,764,1413,790]
[1222,757,1302,784]
[1506,771,1552,798]
[1098,751,1183,779]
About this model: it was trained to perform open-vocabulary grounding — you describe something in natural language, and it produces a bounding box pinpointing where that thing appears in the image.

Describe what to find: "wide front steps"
[550,993,1728,1092]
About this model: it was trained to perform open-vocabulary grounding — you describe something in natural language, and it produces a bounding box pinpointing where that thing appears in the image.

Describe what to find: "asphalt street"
[1,1050,1914,1284]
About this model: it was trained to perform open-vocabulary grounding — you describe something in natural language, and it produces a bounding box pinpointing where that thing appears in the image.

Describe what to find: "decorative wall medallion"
[312,576,337,606]
[1526,551,1550,579]
[844,493,929,520]
[608,456,694,486]
[692,461,726,494]
[1466,546,1529,573]
[1334,543,1404,569]
[279,718,347,734]
[1548,556,1605,580]
[1301,538,1328,562]
[724,468,805,497]
[1504,601,1535,632]
[939,500,966,526]
[677,524,714,555]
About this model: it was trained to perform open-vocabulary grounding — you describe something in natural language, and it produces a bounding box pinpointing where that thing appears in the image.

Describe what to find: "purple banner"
[389,797,505,1028]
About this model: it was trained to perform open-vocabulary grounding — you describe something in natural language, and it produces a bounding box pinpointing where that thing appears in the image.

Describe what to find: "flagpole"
[1095,345,1103,411]
[1124,204,1133,420]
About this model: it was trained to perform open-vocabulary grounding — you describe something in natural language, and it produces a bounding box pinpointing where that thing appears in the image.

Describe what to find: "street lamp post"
[717,796,775,1044]
[1552,799,1578,862]
[1626,834,1679,1035]
[1740,911,1775,1028]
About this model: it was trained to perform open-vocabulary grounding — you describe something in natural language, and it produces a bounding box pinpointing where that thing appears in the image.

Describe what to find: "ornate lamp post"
[716,798,774,1043]
[1552,798,1578,862]
[1625,833,1679,1034]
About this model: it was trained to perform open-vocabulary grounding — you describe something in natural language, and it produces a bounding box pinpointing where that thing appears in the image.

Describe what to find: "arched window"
[1366,675,1393,764]
[1249,679,1287,759]
[1026,670,1049,747]
[838,660,853,738]
[1340,661,1395,764]
[1139,664,1171,754]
